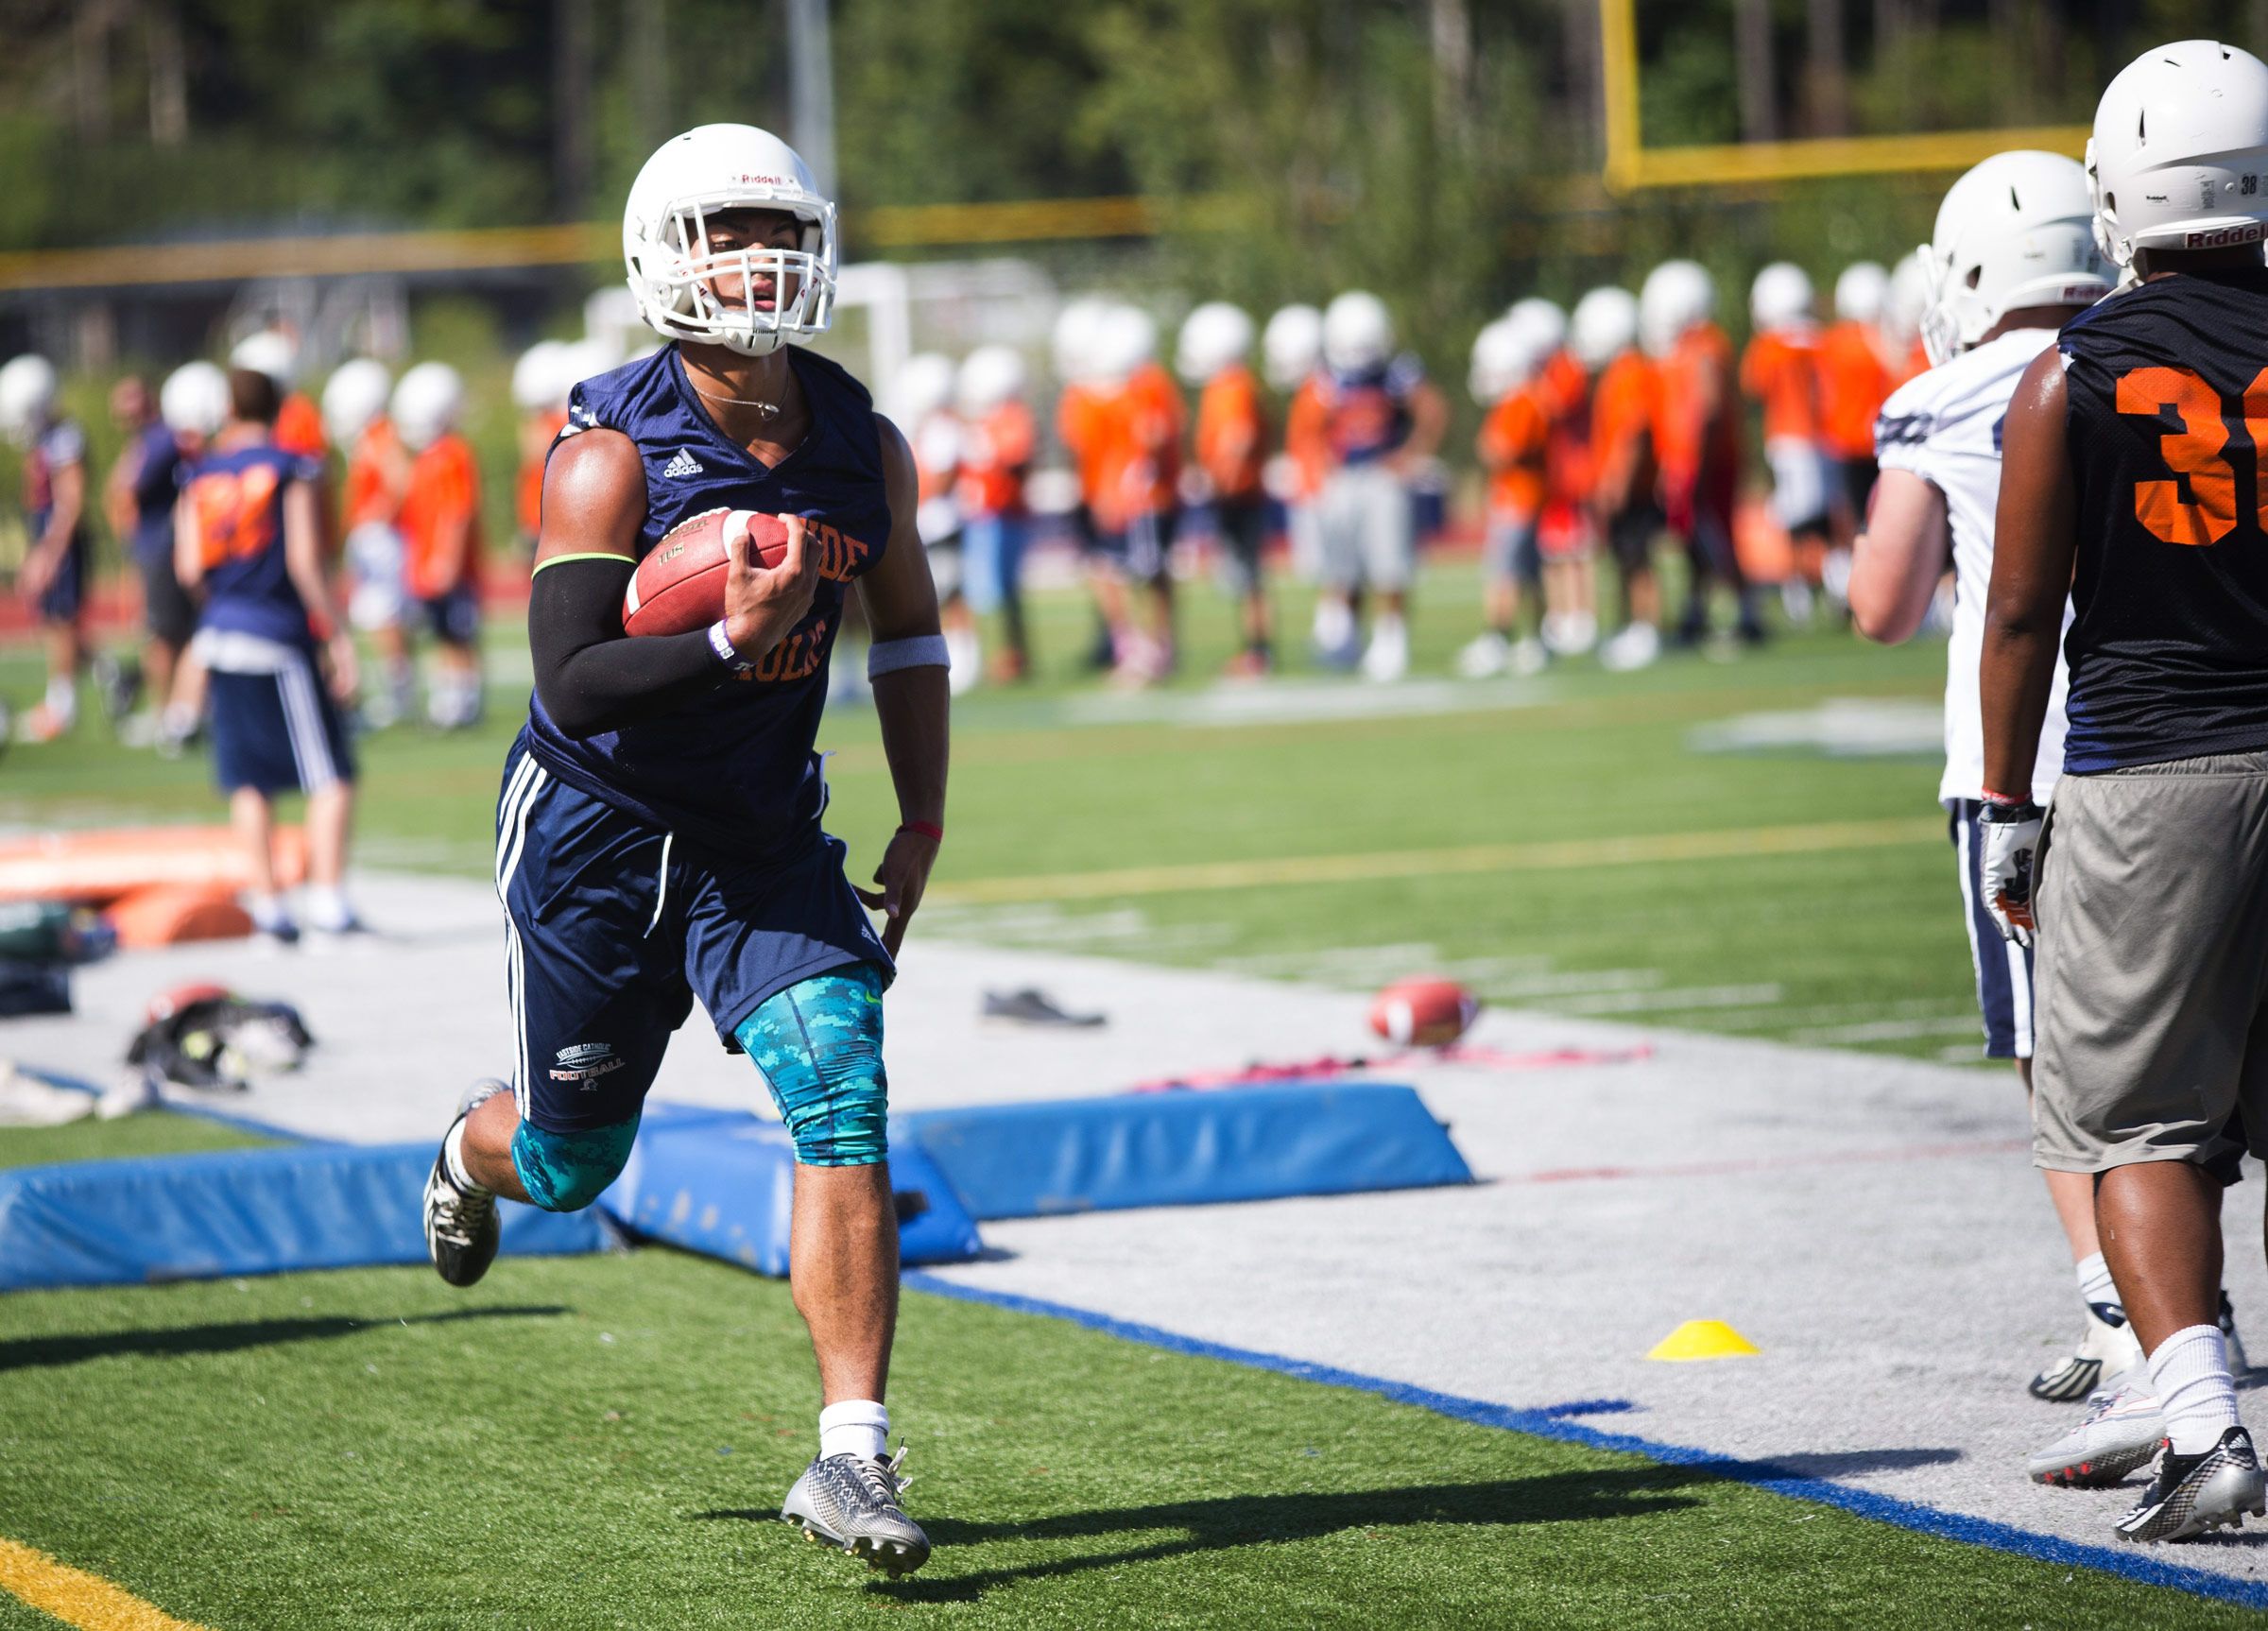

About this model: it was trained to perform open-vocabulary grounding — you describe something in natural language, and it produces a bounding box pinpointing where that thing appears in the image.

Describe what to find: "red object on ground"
[142,980,235,1025]
[108,887,256,950]
[622,508,791,637]
[1367,978,1481,1048]
[0,827,306,905]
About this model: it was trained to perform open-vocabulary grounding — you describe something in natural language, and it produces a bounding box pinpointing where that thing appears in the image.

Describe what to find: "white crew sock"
[2075,1251,2121,1313]
[442,1117,489,1194]
[43,675,76,723]
[818,1399,889,1463]
[243,890,291,935]
[304,883,356,933]
[2149,1324,2241,1455]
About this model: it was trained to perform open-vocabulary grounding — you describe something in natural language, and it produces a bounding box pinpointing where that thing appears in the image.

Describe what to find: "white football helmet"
[1639,260,1715,357]
[1051,296,1112,386]
[1570,286,1640,369]
[556,337,618,402]
[1750,263,1815,331]
[510,340,570,414]
[322,358,393,443]
[1833,261,1889,325]
[1261,302,1323,391]
[0,354,59,446]
[956,345,1028,416]
[888,352,957,425]
[2088,41,2268,268]
[1919,150,2109,366]
[160,361,230,439]
[1322,291,1393,373]
[230,330,301,389]
[1468,318,1547,405]
[390,362,464,453]
[1090,304,1159,386]
[1504,297,1569,358]
[1883,250,1930,352]
[621,124,837,357]
[1176,301,1256,385]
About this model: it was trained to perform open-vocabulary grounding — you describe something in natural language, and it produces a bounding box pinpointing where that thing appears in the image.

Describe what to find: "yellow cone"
[1646,1319,1761,1362]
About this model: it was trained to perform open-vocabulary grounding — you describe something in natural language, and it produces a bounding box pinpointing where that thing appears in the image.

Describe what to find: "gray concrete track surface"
[8,870,2266,1585]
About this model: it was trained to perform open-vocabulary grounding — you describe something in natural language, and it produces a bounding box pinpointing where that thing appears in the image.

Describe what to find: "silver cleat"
[2117,1426,2268,1544]
[782,1444,930,1576]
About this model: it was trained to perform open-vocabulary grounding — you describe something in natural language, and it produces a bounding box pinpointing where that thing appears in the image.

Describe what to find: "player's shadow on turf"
[697,1451,1956,1600]
[0,1305,569,1371]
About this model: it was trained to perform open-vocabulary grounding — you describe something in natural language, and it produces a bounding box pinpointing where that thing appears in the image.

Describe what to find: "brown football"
[621,507,792,637]
[1368,977,1481,1048]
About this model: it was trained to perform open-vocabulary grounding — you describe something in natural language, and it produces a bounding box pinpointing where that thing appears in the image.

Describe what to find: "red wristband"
[898,820,944,845]
[1979,788,2028,807]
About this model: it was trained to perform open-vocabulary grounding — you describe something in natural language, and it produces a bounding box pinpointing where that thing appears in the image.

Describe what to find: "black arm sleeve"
[528,557,725,738]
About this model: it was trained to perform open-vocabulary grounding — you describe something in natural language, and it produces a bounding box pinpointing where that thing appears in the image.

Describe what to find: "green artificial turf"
[0,1109,276,1172]
[0,1249,2249,1630]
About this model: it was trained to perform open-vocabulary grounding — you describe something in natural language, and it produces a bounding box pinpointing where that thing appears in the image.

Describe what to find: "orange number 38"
[187,465,282,567]
[2115,365,2268,547]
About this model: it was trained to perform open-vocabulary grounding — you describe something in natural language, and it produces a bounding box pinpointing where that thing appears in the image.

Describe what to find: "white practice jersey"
[1874,327,2070,806]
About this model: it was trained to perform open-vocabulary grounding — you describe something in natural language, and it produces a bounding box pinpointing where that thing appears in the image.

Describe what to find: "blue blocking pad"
[598,1103,984,1276]
[0,1143,605,1292]
[896,1082,1474,1221]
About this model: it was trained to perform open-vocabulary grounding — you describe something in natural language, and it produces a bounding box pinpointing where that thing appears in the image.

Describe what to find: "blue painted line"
[904,1271,2268,1611]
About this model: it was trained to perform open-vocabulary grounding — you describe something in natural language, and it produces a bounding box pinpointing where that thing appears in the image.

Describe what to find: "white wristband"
[868,634,951,678]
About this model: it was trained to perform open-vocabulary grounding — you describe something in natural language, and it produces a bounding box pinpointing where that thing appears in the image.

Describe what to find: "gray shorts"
[1317,464,1415,592]
[2033,750,2268,1176]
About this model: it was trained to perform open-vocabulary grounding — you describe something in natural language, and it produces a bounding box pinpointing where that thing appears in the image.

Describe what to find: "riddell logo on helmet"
[2185,224,2267,248]
[732,174,788,186]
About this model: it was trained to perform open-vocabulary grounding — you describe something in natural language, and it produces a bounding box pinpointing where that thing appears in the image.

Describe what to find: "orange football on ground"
[622,507,792,637]
[1368,977,1481,1047]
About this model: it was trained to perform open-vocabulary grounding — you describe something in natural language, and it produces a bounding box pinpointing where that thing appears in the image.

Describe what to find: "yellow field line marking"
[0,1537,211,1631]
[929,816,1941,906]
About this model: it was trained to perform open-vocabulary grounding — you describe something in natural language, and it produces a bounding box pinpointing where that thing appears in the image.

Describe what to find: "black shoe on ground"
[422,1080,507,1288]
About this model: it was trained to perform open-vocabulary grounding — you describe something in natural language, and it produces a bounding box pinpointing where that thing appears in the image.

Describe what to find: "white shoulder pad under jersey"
[1873,327,2068,805]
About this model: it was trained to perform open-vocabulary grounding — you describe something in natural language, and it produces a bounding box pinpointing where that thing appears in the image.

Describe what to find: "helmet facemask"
[629,189,837,358]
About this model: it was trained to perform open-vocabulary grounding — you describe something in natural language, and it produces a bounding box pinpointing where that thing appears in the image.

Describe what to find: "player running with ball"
[419,126,946,1574]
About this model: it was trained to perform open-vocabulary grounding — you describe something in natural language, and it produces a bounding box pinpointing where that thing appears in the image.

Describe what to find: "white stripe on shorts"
[276,652,337,790]
[492,757,545,1115]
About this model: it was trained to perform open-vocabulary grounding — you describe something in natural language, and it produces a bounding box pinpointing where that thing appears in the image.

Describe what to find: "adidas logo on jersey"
[661,449,704,479]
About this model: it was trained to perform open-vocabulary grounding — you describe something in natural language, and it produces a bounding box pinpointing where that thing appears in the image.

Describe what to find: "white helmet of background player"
[1051,296,1112,386]
[322,358,393,443]
[1883,250,1930,353]
[621,123,837,357]
[160,361,230,439]
[390,362,464,453]
[1089,304,1159,386]
[0,354,59,446]
[1919,150,2109,366]
[1504,296,1568,359]
[1834,261,1889,325]
[1639,260,1714,357]
[1749,262,1815,331]
[956,345,1027,417]
[1321,291,1393,373]
[510,340,571,414]
[889,352,957,426]
[1468,318,1547,406]
[1176,301,1255,385]
[2088,40,2268,269]
[1570,286,1640,369]
[1261,302,1323,391]
[231,330,300,390]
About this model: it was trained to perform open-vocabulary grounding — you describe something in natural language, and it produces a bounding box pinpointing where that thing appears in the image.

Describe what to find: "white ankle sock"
[2149,1324,2241,1455]
[304,884,355,932]
[244,890,291,934]
[44,676,76,721]
[2075,1251,2120,1312]
[818,1399,888,1462]
[442,1118,488,1194]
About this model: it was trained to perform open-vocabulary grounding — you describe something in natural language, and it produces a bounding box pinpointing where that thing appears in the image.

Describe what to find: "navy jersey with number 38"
[2057,268,2268,770]
[522,345,892,855]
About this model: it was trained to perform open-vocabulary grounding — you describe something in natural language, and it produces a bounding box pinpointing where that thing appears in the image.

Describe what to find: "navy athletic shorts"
[207,648,355,795]
[419,582,481,645]
[37,539,85,624]
[1950,798,2036,1059]
[494,736,893,1134]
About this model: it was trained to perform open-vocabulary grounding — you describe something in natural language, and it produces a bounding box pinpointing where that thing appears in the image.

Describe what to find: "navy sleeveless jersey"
[522,344,892,855]
[180,443,319,645]
[2058,268,2268,770]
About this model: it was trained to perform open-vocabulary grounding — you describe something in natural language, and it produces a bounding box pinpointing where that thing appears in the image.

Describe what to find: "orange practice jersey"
[1477,386,1551,519]
[1194,365,1268,503]
[1282,378,1330,501]
[1588,351,1661,515]
[274,393,327,460]
[397,433,482,600]
[957,400,1035,518]
[1739,329,1824,443]
[1057,383,1108,509]
[1656,323,1741,485]
[1815,321,1894,460]
[1088,366,1184,530]
[1537,349,1591,510]
[516,409,568,539]
[344,419,404,532]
